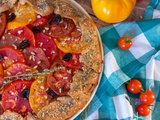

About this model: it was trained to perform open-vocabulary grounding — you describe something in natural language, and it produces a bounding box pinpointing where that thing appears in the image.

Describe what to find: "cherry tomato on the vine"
[127,79,142,94]
[139,90,155,105]
[118,36,132,50]
[136,104,150,117]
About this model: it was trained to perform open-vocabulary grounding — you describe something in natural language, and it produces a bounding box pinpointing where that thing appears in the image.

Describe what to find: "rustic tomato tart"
[0,0,103,119]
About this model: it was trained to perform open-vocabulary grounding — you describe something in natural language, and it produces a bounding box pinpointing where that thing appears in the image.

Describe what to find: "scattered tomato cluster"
[127,79,155,117]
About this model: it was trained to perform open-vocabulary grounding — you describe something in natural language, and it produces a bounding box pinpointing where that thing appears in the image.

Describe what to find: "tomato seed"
[9,13,16,21]
[62,53,72,61]
[20,89,30,100]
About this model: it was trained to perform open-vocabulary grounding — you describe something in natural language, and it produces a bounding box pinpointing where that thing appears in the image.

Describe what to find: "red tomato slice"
[46,18,75,38]
[22,47,50,72]
[0,46,25,70]
[36,33,57,64]
[2,80,33,117]
[59,50,83,69]
[10,27,36,47]
[4,63,34,81]
[27,15,51,29]
[47,57,75,96]
[0,12,7,38]
[0,34,23,48]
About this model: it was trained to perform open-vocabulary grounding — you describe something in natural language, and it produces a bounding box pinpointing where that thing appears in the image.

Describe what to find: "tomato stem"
[125,80,131,84]
[124,37,132,44]
[140,87,147,93]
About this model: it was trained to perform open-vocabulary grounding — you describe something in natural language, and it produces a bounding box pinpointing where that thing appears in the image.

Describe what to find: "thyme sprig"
[3,66,65,85]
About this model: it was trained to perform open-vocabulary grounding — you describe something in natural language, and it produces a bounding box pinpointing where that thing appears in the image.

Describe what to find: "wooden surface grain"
[75,0,151,28]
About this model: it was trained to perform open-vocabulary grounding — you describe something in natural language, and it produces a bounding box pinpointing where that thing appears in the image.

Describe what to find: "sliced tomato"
[46,18,75,38]
[4,63,34,81]
[36,33,57,64]
[27,15,51,29]
[59,50,83,69]
[29,76,51,114]
[0,34,23,48]
[7,3,37,30]
[0,12,7,38]
[10,27,36,47]
[47,57,75,96]
[2,80,33,117]
[54,27,82,53]
[0,63,3,75]
[22,47,50,72]
[0,46,25,70]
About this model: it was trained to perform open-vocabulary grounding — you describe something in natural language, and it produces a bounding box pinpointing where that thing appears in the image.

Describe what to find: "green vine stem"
[3,66,65,85]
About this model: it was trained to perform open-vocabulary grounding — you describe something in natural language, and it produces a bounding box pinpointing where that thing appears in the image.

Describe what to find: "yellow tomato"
[7,3,37,30]
[29,76,50,114]
[91,0,136,23]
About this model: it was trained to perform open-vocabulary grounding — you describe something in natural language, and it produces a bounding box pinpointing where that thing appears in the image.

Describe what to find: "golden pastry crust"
[0,0,17,13]
[55,0,102,73]
[0,110,23,120]
[19,0,57,16]
[0,0,103,119]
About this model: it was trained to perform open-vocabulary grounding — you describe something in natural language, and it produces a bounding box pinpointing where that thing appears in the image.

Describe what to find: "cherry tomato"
[2,80,33,117]
[0,46,25,70]
[136,104,150,117]
[29,76,51,114]
[127,79,142,94]
[47,57,75,96]
[118,36,132,50]
[139,90,155,105]
[59,50,83,69]
[36,33,57,64]
[10,27,36,47]
[27,15,51,29]
[0,12,7,38]
[22,47,50,72]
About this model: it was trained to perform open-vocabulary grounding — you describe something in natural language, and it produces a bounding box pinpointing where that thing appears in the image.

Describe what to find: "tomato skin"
[0,12,7,38]
[91,0,136,23]
[27,15,51,29]
[139,90,155,105]
[136,104,150,116]
[127,79,142,94]
[2,80,33,117]
[118,36,132,50]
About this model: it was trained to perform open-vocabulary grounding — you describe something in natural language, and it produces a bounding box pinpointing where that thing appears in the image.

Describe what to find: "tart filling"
[0,0,102,119]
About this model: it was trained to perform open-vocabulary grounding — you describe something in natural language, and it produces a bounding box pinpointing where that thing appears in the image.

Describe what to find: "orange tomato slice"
[54,37,82,53]
[0,63,3,75]
[7,3,37,30]
[29,75,50,114]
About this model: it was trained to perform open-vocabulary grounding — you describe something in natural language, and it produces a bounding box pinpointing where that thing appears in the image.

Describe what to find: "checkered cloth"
[75,0,160,120]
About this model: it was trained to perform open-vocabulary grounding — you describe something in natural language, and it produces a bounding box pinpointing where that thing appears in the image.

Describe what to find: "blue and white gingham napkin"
[75,0,160,120]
